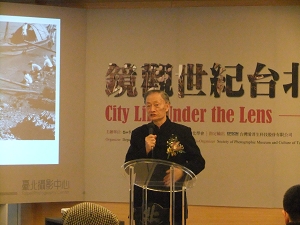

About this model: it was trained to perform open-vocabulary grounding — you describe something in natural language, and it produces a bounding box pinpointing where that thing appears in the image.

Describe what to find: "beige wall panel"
[0,3,86,203]
[84,6,300,208]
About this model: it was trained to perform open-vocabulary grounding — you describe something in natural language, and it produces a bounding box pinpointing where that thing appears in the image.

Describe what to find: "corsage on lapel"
[166,134,185,159]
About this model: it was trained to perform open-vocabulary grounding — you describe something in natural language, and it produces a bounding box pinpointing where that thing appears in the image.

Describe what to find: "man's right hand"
[145,134,157,154]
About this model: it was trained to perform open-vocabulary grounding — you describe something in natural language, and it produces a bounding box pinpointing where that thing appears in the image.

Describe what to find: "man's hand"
[163,168,183,186]
[145,134,157,154]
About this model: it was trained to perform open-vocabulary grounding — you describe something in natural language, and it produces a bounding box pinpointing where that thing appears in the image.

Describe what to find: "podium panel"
[123,159,197,225]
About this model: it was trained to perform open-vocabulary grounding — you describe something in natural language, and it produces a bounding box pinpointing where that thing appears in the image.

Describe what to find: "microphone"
[147,123,155,158]
[148,122,155,135]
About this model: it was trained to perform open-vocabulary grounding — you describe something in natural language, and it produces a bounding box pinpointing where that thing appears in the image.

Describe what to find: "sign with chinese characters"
[104,62,298,125]
[22,179,70,195]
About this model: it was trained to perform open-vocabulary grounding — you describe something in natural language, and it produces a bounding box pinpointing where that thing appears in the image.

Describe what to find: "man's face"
[145,92,169,126]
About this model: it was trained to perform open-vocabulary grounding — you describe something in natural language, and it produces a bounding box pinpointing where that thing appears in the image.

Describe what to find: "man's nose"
[150,105,157,111]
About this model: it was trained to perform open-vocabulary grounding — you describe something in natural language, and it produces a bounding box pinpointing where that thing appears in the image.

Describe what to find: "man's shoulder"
[170,121,190,130]
[132,123,148,132]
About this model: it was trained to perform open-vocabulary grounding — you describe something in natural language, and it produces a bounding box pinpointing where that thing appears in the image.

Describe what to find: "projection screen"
[0,15,60,165]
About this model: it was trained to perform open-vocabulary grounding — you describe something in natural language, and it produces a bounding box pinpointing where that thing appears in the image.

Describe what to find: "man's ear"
[282,209,290,224]
[165,103,170,113]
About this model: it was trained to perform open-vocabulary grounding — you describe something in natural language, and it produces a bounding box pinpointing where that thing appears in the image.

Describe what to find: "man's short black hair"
[283,184,300,222]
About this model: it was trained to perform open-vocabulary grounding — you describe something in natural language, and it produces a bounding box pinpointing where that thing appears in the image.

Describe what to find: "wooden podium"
[123,159,197,225]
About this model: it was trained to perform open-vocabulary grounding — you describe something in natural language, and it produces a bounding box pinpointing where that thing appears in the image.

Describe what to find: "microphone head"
[147,123,155,134]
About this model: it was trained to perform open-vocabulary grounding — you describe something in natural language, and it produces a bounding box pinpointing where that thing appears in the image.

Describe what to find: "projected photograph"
[0,16,60,165]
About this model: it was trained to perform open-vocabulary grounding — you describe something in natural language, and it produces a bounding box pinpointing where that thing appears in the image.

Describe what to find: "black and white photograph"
[0,15,60,165]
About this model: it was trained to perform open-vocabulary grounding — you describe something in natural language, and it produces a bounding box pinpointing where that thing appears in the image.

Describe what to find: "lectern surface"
[123,158,196,192]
